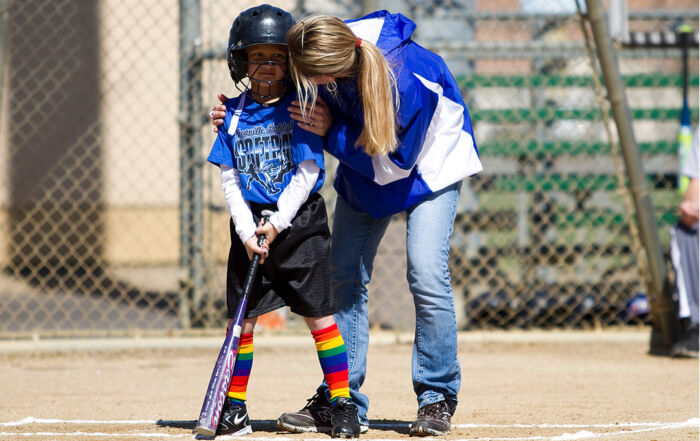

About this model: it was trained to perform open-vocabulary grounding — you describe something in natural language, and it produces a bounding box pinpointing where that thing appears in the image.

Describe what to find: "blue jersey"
[321,10,482,218]
[207,92,325,204]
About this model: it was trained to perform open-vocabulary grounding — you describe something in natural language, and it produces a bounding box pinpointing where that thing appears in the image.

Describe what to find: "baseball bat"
[194,210,273,436]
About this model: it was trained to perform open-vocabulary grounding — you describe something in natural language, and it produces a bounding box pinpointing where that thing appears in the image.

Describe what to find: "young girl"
[206,5,360,438]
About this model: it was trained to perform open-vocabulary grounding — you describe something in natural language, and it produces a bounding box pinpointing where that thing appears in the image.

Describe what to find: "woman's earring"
[326,80,338,93]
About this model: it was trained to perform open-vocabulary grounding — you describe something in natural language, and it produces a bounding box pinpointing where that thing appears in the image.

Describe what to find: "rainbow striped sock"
[227,332,253,403]
[312,324,350,402]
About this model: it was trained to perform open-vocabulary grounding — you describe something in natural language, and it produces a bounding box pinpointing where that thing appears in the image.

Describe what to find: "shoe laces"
[332,398,357,420]
[302,393,327,411]
[418,401,449,419]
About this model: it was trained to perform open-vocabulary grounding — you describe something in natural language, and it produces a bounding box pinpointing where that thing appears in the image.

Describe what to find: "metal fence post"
[179,0,204,329]
[0,0,9,115]
[584,0,678,352]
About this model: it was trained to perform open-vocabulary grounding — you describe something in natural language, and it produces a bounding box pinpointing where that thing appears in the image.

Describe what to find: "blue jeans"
[320,182,462,424]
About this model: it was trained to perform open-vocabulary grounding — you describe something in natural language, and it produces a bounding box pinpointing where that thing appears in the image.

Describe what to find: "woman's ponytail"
[287,15,398,156]
[356,40,398,156]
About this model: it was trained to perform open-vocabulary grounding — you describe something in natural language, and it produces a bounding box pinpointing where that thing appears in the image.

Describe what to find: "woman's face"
[308,74,337,85]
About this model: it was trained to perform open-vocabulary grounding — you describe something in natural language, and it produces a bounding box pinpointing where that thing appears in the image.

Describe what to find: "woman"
[210,10,481,436]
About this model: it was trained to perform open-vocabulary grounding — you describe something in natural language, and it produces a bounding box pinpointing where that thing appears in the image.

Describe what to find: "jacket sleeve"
[323,74,439,183]
[323,112,377,179]
[389,73,439,170]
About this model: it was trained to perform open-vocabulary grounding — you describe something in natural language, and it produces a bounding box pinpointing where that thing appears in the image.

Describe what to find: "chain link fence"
[0,0,697,337]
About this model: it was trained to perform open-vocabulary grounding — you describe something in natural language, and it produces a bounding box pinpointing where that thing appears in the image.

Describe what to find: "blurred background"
[0,0,697,337]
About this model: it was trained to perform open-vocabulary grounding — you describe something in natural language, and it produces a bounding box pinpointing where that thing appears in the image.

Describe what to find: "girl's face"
[245,44,288,82]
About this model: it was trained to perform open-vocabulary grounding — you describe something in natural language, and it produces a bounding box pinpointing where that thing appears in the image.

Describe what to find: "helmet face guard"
[229,56,290,99]
[227,5,295,98]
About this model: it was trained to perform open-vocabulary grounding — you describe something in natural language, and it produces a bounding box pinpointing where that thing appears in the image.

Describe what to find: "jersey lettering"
[234,122,295,195]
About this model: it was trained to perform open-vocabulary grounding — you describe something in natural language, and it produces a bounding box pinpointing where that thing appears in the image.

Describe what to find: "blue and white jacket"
[320,10,482,218]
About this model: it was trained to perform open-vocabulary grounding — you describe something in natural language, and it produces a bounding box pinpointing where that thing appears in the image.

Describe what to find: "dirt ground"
[0,330,698,441]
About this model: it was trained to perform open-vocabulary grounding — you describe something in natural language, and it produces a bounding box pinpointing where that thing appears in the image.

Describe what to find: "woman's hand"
[243,235,269,263]
[288,95,332,136]
[209,93,228,133]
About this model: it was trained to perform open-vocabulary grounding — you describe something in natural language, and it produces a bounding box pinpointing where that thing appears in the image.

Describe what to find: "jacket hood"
[346,10,416,54]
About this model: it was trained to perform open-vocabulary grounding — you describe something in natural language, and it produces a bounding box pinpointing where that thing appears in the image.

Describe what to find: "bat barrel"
[194,326,244,436]
[195,424,216,437]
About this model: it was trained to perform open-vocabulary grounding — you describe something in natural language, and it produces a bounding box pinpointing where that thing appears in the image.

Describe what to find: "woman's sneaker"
[409,401,451,436]
[277,393,334,433]
[331,397,361,438]
[277,393,369,434]
[217,399,253,436]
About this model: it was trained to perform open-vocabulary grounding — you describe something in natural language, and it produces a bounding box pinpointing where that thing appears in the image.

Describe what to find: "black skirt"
[225,192,335,319]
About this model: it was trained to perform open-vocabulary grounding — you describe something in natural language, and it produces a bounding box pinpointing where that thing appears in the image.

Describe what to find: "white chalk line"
[452,418,700,429]
[2,417,157,427]
[0,417,697,440]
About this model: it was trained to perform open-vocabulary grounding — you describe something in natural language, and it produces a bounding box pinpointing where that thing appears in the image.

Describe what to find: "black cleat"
[217,399,253,436]
[409,401,451,437]
[331,397,361,438]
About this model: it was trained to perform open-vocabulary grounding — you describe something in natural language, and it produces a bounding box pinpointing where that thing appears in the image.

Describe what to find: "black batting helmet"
[227,4,295,83]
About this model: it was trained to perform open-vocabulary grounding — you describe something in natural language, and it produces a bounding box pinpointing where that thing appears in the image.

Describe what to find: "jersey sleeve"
[220,165,256,243]
[269,160,320,233]
[206,102,235,168]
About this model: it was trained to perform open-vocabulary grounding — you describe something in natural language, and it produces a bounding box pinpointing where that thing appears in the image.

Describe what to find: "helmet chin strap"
[235,61,288,100]
[249,77,288,99]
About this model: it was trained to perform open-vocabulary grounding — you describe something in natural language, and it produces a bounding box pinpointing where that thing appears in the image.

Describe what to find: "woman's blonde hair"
[286,15,399,156]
